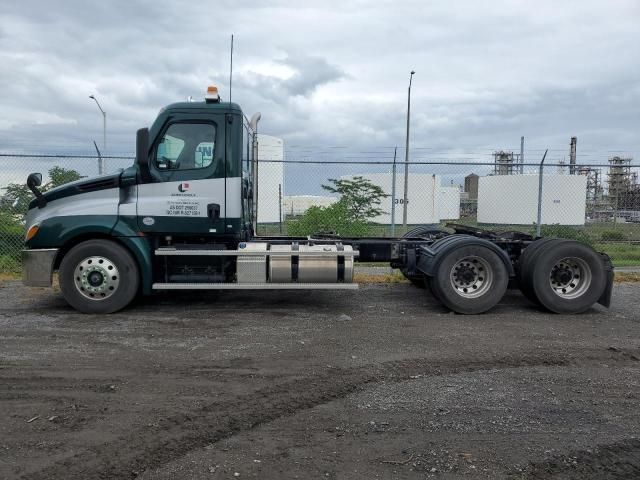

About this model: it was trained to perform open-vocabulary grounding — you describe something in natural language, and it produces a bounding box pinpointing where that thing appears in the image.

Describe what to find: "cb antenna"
[229,34,234,103]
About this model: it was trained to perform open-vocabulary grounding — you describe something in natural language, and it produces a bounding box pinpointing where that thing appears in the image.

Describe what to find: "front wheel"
[430,244,509,314]
[59,240,140,314]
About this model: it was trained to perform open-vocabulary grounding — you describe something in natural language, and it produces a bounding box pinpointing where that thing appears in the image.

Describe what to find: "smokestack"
[520,136,525,174]
[569,136,577,175]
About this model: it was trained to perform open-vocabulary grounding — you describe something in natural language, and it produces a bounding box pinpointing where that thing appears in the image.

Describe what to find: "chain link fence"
[255,157,640,269]
[1,153,639,273]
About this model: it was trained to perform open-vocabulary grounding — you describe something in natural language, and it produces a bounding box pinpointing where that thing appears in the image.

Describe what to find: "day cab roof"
[150,101,244,137]
[161,101,243,114]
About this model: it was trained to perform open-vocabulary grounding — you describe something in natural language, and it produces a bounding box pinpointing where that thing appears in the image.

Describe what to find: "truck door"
[137,115,231,235]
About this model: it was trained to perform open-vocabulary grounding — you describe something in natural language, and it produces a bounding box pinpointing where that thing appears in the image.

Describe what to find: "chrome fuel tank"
[268,244,354,283]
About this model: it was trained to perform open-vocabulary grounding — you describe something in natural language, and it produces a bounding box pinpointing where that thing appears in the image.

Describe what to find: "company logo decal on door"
[178,182,190,192]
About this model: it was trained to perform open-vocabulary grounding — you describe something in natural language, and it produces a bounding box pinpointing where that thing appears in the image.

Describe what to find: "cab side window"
[155,123,216,171]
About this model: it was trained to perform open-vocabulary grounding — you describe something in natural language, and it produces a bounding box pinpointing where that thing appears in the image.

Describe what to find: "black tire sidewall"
[519,238,570,303]
[59,240,139,314]
[531,242,606,314]
[431,245,509,314]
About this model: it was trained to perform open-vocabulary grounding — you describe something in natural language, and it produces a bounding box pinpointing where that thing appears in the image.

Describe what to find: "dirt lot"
[1,279,640,480]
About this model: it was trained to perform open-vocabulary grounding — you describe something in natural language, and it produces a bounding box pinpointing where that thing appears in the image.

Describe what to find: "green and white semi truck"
[22,86,614,314]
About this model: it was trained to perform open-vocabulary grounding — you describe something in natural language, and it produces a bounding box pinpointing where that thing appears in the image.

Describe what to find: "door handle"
[207,203,220,220]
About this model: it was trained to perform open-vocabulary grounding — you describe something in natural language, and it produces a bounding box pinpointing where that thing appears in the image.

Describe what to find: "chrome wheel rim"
[549,257,592,299]
[450,256,493,298]
[73,256,120,300]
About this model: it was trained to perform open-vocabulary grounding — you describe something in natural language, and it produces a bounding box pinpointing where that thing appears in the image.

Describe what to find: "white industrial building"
[256,134,284,223]
[439,186,461,220]
[477,174,587,225]
[341,173,460,224]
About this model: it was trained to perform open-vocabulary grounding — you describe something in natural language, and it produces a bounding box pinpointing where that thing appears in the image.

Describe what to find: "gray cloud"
[0,0,637,166]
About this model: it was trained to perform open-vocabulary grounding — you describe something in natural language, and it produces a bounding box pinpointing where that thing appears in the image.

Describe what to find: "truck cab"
[22,87,359,313]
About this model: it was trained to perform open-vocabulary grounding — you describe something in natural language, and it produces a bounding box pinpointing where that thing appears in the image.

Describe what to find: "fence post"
[93,141,103,175]
[536,149,548,237]
[390,146,397,236]
[278,183,282,234]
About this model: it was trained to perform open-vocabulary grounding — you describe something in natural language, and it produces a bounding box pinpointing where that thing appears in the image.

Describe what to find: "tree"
[321,176,388,222]
[286,202,372,237]
[0,183,33,217]
[0,166,84,273]
[0,166,83,218]
[46,166,83,189]
[286,176,389,237]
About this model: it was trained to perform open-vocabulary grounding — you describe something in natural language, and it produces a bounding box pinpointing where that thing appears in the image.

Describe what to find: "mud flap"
[597,253,615,308]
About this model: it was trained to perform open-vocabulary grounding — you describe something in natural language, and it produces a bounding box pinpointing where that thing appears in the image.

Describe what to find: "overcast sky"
[0,0,638,167]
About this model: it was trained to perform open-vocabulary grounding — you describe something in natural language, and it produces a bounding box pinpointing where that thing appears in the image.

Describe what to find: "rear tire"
[430,244,509,314]
[59,240,139,314]
[530,241,606,314]
[400,227,449,288]
[518,238,569,304]
[402,271,427,288]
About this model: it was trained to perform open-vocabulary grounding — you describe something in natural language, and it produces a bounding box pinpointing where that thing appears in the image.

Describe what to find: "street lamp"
[402,70,415,230]
[89,94,106,174]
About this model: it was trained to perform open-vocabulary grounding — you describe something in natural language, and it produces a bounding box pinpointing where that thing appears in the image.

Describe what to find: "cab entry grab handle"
[208,203,220,220]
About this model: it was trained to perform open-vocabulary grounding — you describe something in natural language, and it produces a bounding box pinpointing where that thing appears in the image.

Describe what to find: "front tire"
[430,244,509,314]
[59,240,139,314]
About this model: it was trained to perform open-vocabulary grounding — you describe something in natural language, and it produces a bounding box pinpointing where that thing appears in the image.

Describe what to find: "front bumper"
[22,249,58,287]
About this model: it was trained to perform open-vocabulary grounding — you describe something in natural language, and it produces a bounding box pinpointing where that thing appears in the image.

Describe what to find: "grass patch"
[0,272,20,281]
[594,243,640,267]
[353,270,408,284]
[615,272,640,283]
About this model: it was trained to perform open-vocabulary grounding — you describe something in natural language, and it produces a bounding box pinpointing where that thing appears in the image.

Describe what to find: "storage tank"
[257,134,284,223]
[341,173,460,224]
[477,174,587,225]
[438,186,461,220]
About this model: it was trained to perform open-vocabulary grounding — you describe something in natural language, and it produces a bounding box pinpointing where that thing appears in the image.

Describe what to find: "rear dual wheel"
[429,244,509,314]
[519,240,606,314]
[518,238,568,303]
[401,227,450,289]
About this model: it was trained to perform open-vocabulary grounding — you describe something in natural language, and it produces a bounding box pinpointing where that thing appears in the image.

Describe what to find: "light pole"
[89,94,106,174]
[402,70,415,230]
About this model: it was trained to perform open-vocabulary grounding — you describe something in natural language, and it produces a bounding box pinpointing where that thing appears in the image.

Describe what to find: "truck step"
[155,248,357,257]
[151,282,359,290]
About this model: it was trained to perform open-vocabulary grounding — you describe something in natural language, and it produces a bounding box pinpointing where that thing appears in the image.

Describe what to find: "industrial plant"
[257,134,638,228]
[462,137,639,225]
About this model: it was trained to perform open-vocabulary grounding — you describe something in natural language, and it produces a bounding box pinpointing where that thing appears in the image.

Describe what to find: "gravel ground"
[0,280,639,479]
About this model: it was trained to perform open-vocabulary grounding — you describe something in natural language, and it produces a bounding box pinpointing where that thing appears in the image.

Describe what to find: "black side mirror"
[27,173,46,208]
[27,172,42,188]
[136,128,152,183]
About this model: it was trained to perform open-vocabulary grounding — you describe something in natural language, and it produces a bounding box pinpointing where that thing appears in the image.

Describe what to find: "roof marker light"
[205,85,220,103]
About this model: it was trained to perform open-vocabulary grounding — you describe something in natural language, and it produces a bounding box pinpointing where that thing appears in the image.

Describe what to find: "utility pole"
[520,136,525,174]
[250,112,261,235]
[229,34,234,103]
[402,70,415,230]
[89,95,106,175]
[569,136,577,175]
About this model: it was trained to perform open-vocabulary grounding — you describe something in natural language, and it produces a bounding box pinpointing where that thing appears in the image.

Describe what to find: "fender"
[416,235,515,277]
[116,236,154,295]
